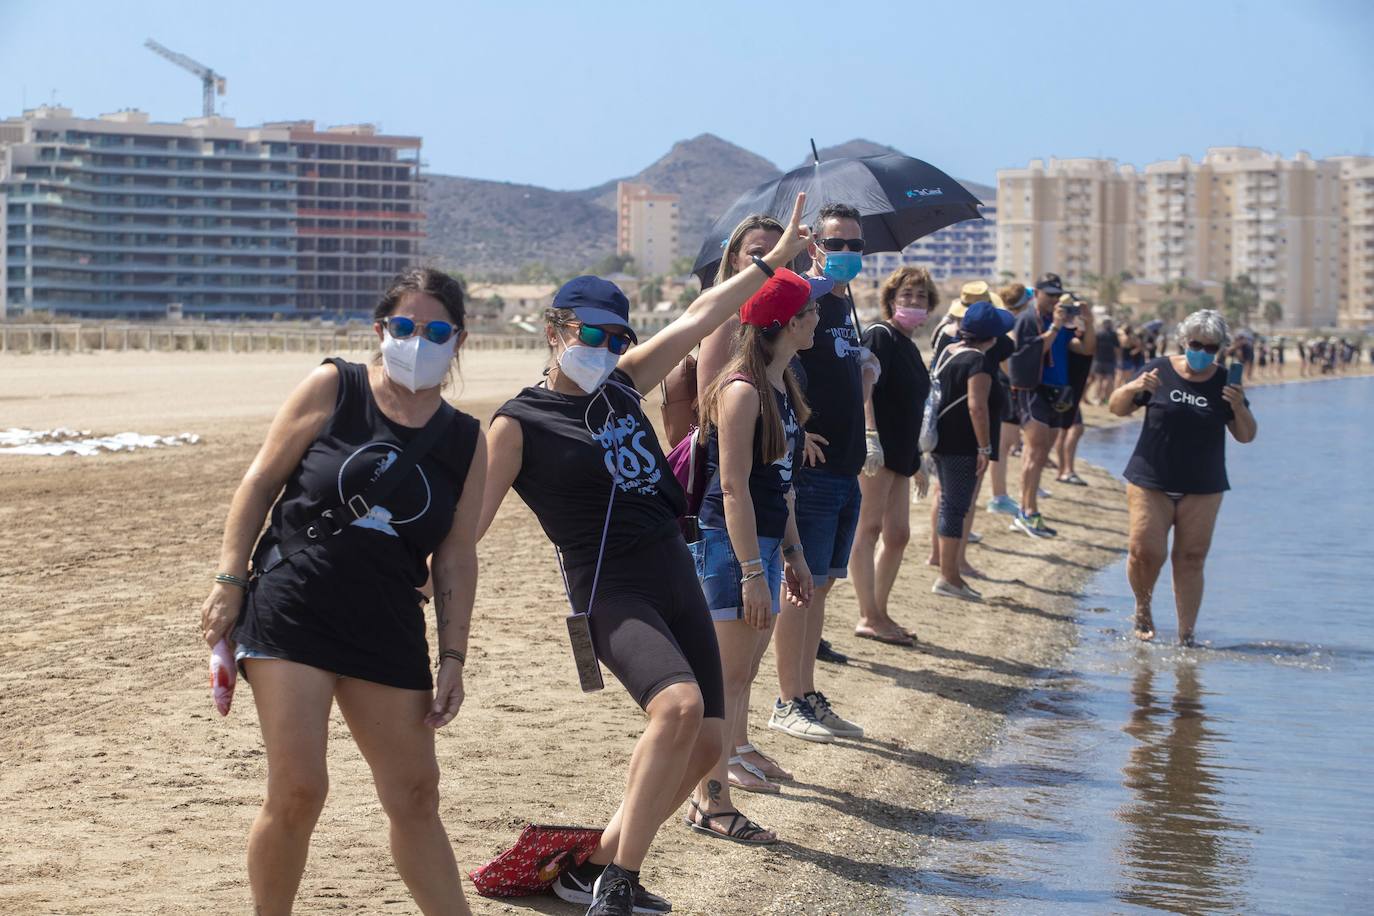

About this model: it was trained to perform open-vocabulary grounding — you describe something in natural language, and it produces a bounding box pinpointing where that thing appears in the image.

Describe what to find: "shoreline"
[0,352,1362,914]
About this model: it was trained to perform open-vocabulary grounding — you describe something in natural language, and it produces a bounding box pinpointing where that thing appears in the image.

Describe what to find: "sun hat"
[740,269,834,331]
[948,280,1005,318]
[959,299,1017,340]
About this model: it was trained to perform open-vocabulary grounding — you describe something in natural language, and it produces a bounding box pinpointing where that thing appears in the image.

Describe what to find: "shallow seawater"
[909,376,1374,915]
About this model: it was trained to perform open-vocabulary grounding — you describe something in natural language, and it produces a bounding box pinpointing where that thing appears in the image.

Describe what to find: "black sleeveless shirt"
[234,358,480,689]
[698,381,803,539]
[493,369,685,568]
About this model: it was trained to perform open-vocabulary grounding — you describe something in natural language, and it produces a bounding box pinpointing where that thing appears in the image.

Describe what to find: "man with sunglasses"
[769,202,871,745]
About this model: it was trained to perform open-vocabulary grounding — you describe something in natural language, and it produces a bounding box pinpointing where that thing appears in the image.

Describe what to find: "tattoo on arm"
[437,588,452,632]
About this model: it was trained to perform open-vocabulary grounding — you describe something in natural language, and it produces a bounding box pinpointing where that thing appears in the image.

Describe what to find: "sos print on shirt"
[592,410,663,497]
[337,441,432,537]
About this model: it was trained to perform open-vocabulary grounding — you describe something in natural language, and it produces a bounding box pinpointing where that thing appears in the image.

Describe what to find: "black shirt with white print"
[1124,357,1243,494]
[796,290,866,476]
[494,368,685,567]
[698,382,804,539]
[235,358,481,690]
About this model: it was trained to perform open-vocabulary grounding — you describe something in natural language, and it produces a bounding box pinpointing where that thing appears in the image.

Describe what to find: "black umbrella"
[693,151,983,288]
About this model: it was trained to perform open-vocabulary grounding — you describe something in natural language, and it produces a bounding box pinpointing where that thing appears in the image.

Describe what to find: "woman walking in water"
[201,268,483,916]
[1109,309,1257,645]
[480,196,812,916]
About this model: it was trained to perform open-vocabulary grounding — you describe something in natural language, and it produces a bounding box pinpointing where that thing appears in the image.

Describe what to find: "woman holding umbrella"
[480,196,812,916]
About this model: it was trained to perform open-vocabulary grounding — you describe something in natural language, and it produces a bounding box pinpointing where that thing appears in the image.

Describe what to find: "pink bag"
[665,425,707,538]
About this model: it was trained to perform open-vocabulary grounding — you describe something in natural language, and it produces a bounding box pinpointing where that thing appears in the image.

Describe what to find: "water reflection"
[1116,657,1253,913]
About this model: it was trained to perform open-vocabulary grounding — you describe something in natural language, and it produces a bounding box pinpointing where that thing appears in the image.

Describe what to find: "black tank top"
[493,369,685,567]
[234,358,480,689]
[698,381,802,539]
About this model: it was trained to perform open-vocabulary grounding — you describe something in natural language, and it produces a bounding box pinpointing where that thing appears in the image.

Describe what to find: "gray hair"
[1178,309,1230,347]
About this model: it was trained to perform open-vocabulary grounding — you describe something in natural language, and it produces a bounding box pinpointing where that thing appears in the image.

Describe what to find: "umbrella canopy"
[693,153,983,287]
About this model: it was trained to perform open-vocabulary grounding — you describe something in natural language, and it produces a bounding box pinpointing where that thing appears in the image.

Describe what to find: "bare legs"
[1170,492,1223,644]
[1126,483,1224,644]
[1019,418,1055,516]
[691,620,776,839]
[1056,422,1085,480]
[853,468,913,640]
[244,659,471,916]
[990,421,1020,504]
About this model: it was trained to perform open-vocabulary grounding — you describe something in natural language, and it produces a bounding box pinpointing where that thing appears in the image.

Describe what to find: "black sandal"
[685,799,777,846]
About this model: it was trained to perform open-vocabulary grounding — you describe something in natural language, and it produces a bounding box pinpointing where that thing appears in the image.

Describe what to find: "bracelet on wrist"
[214,572,250,590]
[739,557,765,570]
[782,543,803,558]
[438,649,466,668]
[976,445,992,456]
[751,255,775,278]
[740,570,765,585]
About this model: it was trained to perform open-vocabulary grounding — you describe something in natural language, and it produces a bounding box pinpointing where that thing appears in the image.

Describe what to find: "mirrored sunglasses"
[576,323,633,355]
[384,316,460,345]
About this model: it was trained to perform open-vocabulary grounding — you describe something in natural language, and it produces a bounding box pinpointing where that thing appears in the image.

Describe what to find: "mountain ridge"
[421,134,991,279]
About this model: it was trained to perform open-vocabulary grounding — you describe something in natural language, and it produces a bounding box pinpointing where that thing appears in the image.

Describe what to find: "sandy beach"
[0,348,1363,915]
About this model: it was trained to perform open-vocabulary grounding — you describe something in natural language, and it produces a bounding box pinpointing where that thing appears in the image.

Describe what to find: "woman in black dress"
[200,268,484,915]
[851,267,934,645]
[479,196,812,916]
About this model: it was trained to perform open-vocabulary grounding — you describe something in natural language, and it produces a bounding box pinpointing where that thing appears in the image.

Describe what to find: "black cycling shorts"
[1015,387,1076,430]
[564,532,725,719]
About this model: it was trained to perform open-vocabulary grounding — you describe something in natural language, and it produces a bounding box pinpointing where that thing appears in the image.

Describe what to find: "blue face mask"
[1185,348,1216,371]
[821,251,863,284]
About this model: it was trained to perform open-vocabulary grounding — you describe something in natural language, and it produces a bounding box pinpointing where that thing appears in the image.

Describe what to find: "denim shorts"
[690,527,784,622]
[793,466,861,587]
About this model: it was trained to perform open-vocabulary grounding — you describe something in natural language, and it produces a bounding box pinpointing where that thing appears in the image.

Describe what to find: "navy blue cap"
[553,276,637,342]
[959,300,1016,339]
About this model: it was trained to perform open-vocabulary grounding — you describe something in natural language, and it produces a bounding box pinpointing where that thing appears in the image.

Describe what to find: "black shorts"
[565,532,725,719]
[1014,388,1075,430]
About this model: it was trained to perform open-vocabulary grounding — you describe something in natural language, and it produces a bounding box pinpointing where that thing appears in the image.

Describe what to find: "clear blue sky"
[4,0,1371,191]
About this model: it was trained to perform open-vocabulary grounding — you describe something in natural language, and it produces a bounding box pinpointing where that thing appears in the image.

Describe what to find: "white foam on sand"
[0,427,202,457]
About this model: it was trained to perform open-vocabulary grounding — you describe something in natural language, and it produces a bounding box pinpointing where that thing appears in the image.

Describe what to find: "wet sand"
[0,348,1358,914]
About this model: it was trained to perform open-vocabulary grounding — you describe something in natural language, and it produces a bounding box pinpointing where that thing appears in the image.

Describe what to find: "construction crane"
[144,39,226,118]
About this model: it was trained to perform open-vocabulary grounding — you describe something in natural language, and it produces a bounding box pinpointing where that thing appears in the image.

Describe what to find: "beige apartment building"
[998,147,1368,328]
[996,158,1142,292]
[616,181,679,278]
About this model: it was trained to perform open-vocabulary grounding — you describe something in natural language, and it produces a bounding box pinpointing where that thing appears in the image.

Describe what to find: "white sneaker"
[805,691,863,738]
[768,698,836,743]
[932,577,984,603]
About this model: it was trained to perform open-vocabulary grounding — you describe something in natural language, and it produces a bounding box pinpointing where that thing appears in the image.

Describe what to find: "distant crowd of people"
[200,193,1261,915]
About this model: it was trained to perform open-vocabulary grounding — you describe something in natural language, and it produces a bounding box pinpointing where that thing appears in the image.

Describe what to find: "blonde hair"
[713,215,784,288]
[879,266,938,319]
[699,323,810,464]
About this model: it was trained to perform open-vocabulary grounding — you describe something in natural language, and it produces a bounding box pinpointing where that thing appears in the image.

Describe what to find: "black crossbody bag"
[254,403,454,576]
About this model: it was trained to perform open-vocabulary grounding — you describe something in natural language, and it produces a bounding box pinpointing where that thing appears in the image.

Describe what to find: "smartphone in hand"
[1227,361,1244,386]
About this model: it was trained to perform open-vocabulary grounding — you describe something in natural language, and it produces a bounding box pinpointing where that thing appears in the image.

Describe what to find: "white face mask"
[380,333,456,392]
[558,342,619,393]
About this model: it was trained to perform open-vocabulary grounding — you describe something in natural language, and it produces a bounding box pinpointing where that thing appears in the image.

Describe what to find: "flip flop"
[736,744,792,782]
[686,800,777,845]
[727,756,780,795]
[854,626,915,647]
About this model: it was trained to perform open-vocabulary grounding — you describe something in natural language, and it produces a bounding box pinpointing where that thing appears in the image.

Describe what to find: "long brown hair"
[713,215,784,288]
[698,323,810,464]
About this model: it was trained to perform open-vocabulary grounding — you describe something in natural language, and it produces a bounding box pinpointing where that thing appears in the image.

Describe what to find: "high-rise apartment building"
[859,197,998,289]
[1335,156,1374,328]
[997,147,1366,328]
[0,106,421,318]
[995,158,1142,292]
[616,181,679,278]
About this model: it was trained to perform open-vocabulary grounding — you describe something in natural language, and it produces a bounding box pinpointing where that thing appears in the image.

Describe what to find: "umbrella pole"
[810,138,865,337]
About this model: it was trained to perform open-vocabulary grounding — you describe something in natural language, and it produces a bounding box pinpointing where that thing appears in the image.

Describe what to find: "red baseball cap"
[740,269,834,330]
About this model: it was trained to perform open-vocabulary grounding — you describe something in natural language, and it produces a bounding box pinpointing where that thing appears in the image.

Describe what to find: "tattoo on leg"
[707,779,722,804]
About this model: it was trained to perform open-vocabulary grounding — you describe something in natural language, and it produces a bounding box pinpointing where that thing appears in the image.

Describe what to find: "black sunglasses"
[1187,340,1221,354]
[383,316,461,345]
[574,323,633,355]
[818,237,866,253]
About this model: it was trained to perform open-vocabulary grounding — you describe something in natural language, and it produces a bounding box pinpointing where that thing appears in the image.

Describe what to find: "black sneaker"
[816,638,848,665]
[554,862,672,913]
[586,864,643,916]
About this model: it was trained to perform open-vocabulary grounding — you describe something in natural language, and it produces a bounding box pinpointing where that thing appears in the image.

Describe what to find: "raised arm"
[426,429,487,728]
[621,192,812,392]
[1108,367,1159,417]
[200,364,339,646]
[478,415,522,542]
